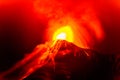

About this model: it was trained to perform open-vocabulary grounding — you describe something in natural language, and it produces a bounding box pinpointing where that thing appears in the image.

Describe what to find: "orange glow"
[34,0,104,48]
[52,26,74,42]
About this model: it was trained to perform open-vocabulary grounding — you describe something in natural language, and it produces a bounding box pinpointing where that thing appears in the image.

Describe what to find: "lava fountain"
[52,26,74,42]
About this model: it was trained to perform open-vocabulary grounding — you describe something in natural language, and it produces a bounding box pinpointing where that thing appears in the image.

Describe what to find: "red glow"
[33,0,104,48]
[0,0,110,79]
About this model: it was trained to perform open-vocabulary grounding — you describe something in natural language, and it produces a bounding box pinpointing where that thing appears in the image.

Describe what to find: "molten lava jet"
[53,26,74,42]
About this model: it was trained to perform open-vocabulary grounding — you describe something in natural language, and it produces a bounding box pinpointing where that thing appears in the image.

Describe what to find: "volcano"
[0,40,113,80]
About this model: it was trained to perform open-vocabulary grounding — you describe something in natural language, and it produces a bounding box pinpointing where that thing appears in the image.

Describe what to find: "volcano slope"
[24,40,114,80]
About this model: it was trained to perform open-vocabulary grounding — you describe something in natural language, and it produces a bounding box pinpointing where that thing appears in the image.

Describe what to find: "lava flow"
[0,28,78,80]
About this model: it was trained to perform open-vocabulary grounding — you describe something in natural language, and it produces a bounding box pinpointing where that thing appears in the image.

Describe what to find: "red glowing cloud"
[33,0,104,48]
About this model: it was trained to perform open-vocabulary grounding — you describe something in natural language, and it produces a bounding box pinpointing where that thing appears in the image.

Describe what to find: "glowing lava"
[53,26,74,42]
[56,32,66,40]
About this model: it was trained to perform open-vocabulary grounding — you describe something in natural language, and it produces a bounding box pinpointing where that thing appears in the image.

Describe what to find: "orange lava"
[53,26,74,42]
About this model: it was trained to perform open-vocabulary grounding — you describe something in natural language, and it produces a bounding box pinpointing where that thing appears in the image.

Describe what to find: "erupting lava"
[56,32,66,40]
[53,26,74,42]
